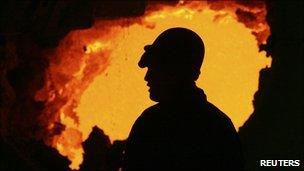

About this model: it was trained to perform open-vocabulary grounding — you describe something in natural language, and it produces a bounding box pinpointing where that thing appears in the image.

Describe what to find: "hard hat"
[138,27,205,78]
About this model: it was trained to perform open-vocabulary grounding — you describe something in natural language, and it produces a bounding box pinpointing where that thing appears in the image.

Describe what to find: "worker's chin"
[148,89,161,102]
[149,95,160,102]
[149,92,160,102]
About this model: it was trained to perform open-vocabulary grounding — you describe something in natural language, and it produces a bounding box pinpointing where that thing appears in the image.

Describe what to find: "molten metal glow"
[36,2,271,169]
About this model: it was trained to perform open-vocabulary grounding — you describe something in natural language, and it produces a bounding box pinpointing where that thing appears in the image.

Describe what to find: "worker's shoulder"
[133,103,160,123]
[140,103,161,118]
[205,101,235,129]
[145,103,161,112]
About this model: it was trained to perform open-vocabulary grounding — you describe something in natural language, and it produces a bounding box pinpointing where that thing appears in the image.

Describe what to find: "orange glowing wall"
[36,2,271,169]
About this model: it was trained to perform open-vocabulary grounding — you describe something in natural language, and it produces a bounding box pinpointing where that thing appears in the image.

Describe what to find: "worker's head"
[139,27,205,102]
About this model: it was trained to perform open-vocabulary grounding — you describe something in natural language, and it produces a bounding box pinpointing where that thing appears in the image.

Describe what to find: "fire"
[35,1,271,169]
[84,42,108,54]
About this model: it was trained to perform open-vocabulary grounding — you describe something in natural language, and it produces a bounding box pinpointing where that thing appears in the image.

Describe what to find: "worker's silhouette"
[123,28,244,171]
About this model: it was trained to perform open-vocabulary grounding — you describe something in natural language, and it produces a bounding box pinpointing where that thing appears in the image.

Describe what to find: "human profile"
[123,27,244,171]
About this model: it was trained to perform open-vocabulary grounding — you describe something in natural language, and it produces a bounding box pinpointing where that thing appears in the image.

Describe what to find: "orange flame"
[35,1,271,169]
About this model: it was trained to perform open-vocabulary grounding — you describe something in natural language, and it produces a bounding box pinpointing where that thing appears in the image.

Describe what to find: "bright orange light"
[84,41,107,54]
[36,2,271,169]
[77,5,271,142]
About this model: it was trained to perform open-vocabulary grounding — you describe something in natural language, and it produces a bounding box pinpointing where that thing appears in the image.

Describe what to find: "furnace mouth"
[32,1,271,169]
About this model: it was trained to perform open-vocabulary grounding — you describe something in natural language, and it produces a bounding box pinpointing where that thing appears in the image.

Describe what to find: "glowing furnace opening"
[76,8,271,142]
[44,3,271,169]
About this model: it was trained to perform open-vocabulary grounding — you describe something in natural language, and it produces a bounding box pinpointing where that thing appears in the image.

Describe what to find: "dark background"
[0,0,303,171]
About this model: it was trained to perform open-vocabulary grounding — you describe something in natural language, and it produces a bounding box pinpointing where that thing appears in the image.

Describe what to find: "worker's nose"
[144,68,151,82]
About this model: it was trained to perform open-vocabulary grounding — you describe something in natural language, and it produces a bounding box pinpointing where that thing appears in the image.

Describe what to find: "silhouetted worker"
[123,27,244,171]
